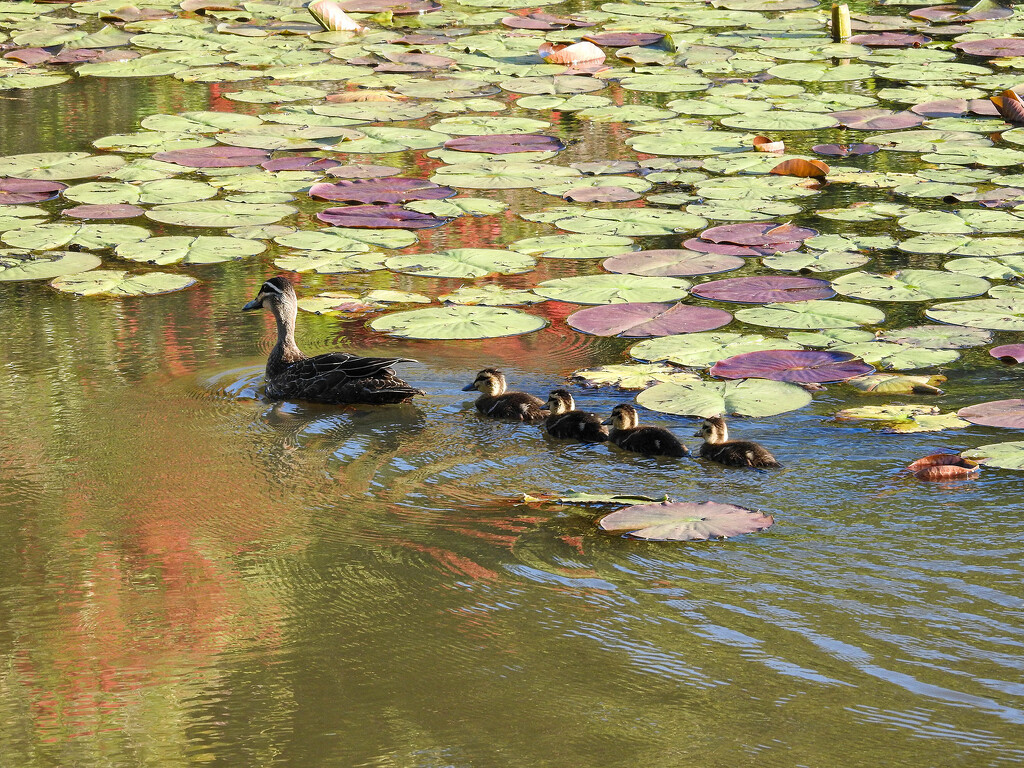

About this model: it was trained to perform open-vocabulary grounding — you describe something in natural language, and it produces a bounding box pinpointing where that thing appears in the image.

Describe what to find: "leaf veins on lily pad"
[568,302,731,337]
[0,249,101,281]
[51,269,196,296]
[710,349,874,383]
[637,378,812,418]
[598,501,774,542]
[691,276,834,303]
[370,305,546,339]
[571,363,699,391]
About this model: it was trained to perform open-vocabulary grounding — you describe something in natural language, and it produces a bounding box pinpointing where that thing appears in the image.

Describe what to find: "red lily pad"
[4,49,53,66]
[990,344,1024,364]
[710,349,874,383]
[443,134,566,154]
[326,164,402,179]
[906,454,979,480]
[812,143,879,156]
[568,302,732,337]
[683,238,801,257]
[62,204,145,220]
[848,32,931,46]
[958,399,1024,428]
[262,156,341,172]
[598,501,774,541]
[153,146,269,168]
[699,222,817,246]
[583,32,665,47]
[309,178,456,204]
[603,249,744,277]
[953,38,1024,57]
[317,205,451,229]
[691,276,835,303]
[829,109,924,130]
[0,178,66,205]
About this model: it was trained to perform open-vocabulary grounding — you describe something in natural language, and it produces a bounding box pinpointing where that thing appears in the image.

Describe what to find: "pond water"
[1,2,1024,766]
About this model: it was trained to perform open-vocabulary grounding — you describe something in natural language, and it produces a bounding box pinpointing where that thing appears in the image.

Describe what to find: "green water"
[1,63,1024,768]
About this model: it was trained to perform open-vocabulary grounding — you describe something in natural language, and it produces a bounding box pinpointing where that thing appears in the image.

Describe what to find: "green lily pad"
[736,300,885,329]
[836,405,969,433]
[899,210,1024,235]
[630,332,797,368]
[878,325,991,349]
[439,286,544,305]
[945,255,1024,280]
[598,501,774,542]
[385,248,535,278]
[2,223,149,251]
[275,228,415,251]
[404,198,508,217]
[51,269,196,296]
[571,363,700,391]
[115,235,264,265]
[762,250,869,273]
[336,126,447,153]
[831,342,959,370]
[141,111,264,133]
[0,152,125,180]
[0,249,101,281]
[636,378,813,418]
[534,275,691,305]
[430,116,550,135]
[274,250,387,274]
[766,62,873,82]
[510,234,634,259]
[297,292,379,315]
[831,269,990,302]
[962,441,1024,470]
[926,297,1024,330]
[626,130,751,157]
[898,234,1024,256]
[523,207,706,236]
[146,201,295,227]
[370,305,547,339]
[721,111,839,130]
[431,161,580,189]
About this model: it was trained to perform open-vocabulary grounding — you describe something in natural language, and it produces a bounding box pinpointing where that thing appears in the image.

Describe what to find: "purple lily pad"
[0,178,66,205]
[691,276,835,303]
[310,178,456,204]
[583,32,665,47]
[262,156,341,172]
[991,344,1024,364]
[910,3,1012,21]
[711,349,873,383]
[153,146,269,168]
[683,238,801,257]
[953,38,1024,57]
[62,204,145,220]
[848,32,931,46]
[568,302,732,337]
[562,186,639,203]
[326,164,402,179]
[338,0,440,12]
[4,48,54,66]
[599,501,774,541]
[700,222,817,246]
[830,109,924,130]
[603,249,744,277]
[443,134,566,154]
[502,12,594,29]
[812,143,879,156]
[910,99,1000,117]
[317,205,451,229]
[958,399,1024,428]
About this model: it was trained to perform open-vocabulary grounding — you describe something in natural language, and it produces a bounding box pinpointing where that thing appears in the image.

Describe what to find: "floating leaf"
[439,286,543,305]
[152,145,269,168]
[847,373,945,395]
[962,441,1024,470]
[115,235,264,265]
[443,134,565,154]
[762,250,869,273]
[0,249,101,281]
[906,454,979,481]
[370,305,546,339]
[385,248,535,278]
[275,228,414,251]
[711,349,873,383]
[990,344,1024,364]
[0,152,124,180]
[770,158,830,179]
[736,300,885,329]
[510,234,634,260]
[926,297,1024,330]
[637,378,813,418]
[63,204,145,220]
[318,205,450,229]
[524,207,706,236]
[831,269,989,302]
[603,249,743,277]
[958,399,1024,429]
[534,275,691,305]
[0,178,66,205]
[432,161,579,189]
[692,276,834,303]
[571,363,699,391]
[630,332,798,368]
[878,325,990,349]
[274,250,386,274]
[568,303,731,338]
[51,269,195,296]
[146,201,294,228]
[598,501,774,542]
[3,223,149,251]
[309,178,455,204]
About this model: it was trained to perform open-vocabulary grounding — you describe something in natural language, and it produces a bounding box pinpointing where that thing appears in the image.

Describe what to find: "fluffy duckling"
[544,389,608,443]
[694,416,781,468]
[462,368,546,422]
[602,404,687,458]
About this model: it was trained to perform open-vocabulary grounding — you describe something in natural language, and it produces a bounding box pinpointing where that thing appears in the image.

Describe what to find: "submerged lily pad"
[598,501,774,541]
[710,349,873,383]
[0,249,101,281]
[637,378,813,418]
[370,305,546,339]
[568,303,731,338]
[50,269,196,296]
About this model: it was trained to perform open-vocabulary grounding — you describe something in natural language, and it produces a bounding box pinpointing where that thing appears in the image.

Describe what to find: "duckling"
[243,276,423,405]
[602,404,687,458]
[462,368,546,422]
[693,416,781,468]
[544,389,608,442]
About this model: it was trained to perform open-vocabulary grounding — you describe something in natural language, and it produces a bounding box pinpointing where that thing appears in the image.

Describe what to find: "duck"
[242,276,423,405]
[544,389,608,442]
[693,416,781,468]
[462,368,546,422]
[602,404,687,458]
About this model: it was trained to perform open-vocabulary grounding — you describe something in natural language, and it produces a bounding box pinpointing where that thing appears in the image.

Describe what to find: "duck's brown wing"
[270,353,423,404]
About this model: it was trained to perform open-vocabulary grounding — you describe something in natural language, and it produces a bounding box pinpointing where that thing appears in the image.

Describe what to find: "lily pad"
[309,178,455,204]
[0,249,101,281]
[3,223,150,251]
[571,363,699,391]
[711,349,873,383]
[432,161,579,189]
[630,332,797,368]
[370,305,546,339]
[0,152,124,181]
[275,228,415,250]
[0,178,66,204]
[762,250,869,273]
[152,145,269,167]
[831,269,990,302]
[990,344,1024,364]
[443,133,565,154]
[692,276,835,303]
[958,399,1024,428]
[511,234,634,260]
[146,202,294,228]
[274,250,386,274]
[603,249,743,277]
[50,269,196,296]
[637,378,813,418]
[568,302,732,338]
[385,248,535,278]
[926,297,1024,330]
[878,325,990,349]
[318,205,451,229]
[598,501,774,542]
[736,300,885,329]
[534,275,691,305]
[115,235,264,265]
[524,207,706,236]
[962,441,1024,469]
[438,286,543,305]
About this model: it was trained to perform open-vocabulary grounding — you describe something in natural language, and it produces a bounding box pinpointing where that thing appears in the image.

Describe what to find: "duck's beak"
[692,429,702,437]
[461,383,477,392]
[242,296,262,311]
[600,418,611,426]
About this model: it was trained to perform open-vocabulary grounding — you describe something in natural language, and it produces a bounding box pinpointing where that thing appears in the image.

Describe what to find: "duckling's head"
[461,368,506,396]
[694,416,728,443]
[243,276,296,313]
[603,403,639,430]
[546,389,575,415]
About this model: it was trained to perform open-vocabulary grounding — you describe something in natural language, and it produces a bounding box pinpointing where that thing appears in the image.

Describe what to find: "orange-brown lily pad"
[906,454,979,481]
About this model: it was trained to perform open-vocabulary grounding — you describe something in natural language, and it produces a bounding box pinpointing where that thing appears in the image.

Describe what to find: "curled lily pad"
[318,205,451,229]
[370,305,546,339]
[568,303,731,338]
[990,344,1024,364]
[736,300,884,329]
[0,178,66,204]
[710,349,873,383]
[309,178,455,204]
[962,441,1024,469]
[51,269,196,296]
[958,399,1024,429]
[691,276,834,303]
[0,249,101,281]
[831,269,990,302]
[906,454,980,482]
[603,249,743,277]
[630,332,797,368]
[385,248,535,278]
[571,363,699,391]
[636,378,813,418]
[115,235,264,265]
[598,501,774,542]
[534,275,691,305]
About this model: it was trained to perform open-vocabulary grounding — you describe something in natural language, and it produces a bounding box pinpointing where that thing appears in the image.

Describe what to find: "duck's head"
[546,389,575,415]
[462,368,506,396]
[694,416,727,442]
[602,403,639,430]
[243,276,296,313]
